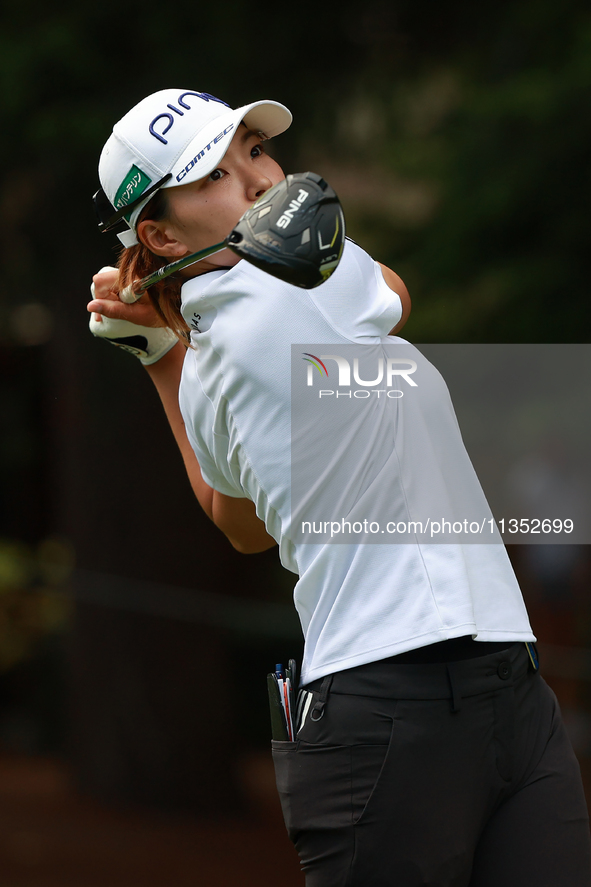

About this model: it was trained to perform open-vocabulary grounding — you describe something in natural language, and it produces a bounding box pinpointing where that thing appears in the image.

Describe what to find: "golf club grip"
[119,283,144,304]
[120,264,177,303]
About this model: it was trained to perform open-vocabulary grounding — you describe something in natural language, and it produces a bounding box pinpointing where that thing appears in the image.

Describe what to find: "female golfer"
[88,89,591,887]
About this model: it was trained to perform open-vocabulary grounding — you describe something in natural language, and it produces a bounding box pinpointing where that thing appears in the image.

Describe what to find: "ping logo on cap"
[114,165,152,220]
[149,92,230,145]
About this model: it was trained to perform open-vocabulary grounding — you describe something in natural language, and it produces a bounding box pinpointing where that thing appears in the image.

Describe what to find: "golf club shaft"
[119,240,226,304]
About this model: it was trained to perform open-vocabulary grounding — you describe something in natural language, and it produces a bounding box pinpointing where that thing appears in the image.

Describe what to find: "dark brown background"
[0,0,590,881]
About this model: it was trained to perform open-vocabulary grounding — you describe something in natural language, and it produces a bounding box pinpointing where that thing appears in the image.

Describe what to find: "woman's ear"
[136,219,188,258]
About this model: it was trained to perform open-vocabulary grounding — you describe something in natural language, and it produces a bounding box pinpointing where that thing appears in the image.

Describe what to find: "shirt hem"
[301,625,537,685]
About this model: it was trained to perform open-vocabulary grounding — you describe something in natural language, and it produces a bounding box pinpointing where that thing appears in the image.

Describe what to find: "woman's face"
[140,125,285,274]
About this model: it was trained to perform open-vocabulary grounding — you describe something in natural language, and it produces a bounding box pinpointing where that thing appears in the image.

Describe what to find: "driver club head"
[225,172,345,289]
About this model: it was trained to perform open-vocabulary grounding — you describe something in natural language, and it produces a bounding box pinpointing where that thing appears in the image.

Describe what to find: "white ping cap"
[98,89,292,247]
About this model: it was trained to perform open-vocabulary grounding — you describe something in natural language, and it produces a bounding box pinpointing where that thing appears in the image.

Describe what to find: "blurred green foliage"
[0,537,73,672]
[0,0,588,343]
[0,0,588,764]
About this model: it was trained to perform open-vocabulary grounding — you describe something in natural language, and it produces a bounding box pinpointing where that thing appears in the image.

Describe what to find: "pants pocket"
[350,737,393,824]
[272,740,352,840]
[271,724,394,842]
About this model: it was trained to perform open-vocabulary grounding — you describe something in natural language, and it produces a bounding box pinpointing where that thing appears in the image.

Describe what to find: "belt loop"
[310,674,333,721]
[446,663,462,713]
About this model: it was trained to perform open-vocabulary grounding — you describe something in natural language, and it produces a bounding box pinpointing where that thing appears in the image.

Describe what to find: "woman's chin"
[206,247,242,269]
[181,247,242,278]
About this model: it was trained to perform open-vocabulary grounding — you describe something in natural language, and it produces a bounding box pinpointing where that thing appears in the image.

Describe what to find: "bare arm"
[88,269,276,554]
[143,342,214,516]
[378,263,412,335]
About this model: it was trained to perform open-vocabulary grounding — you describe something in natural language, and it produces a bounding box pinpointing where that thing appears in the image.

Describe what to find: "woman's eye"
[251,144,264,158]
[209,169,225,181]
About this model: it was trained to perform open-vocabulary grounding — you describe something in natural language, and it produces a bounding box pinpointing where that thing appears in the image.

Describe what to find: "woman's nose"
[246,172,273,202]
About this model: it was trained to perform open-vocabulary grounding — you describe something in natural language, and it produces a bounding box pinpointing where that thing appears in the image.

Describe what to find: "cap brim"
[167,100,292,189]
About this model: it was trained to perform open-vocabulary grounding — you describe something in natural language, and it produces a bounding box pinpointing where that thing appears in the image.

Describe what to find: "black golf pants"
[272,642,591,886]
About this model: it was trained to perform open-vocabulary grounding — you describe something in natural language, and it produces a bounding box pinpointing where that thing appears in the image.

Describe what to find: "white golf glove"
[89,268,177,366]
